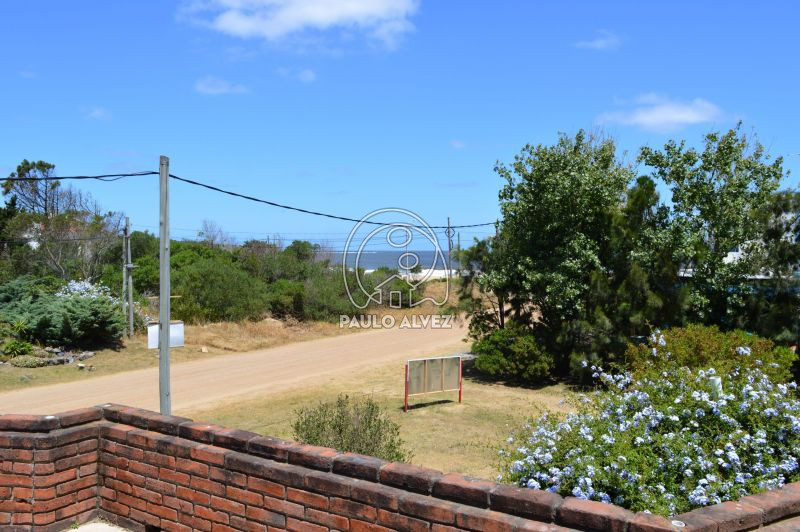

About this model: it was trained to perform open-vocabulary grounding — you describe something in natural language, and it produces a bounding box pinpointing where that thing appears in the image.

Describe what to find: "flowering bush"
[56,279,118,302]
[500,358,800,515]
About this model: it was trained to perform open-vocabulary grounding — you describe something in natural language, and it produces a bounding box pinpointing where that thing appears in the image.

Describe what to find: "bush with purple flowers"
[500,339,800,515]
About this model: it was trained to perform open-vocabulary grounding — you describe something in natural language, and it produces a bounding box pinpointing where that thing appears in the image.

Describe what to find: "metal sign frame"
[404,355,462,412]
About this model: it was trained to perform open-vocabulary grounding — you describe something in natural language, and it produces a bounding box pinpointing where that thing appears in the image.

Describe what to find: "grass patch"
[183,359,571,480]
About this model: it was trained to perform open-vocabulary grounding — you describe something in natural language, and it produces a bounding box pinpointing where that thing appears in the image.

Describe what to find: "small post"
[404,363,409,412]
[158,156,172,415]
[446,217,452,281]
[125,217,135,338]
[121,225,127,315]
[458,356,463,403]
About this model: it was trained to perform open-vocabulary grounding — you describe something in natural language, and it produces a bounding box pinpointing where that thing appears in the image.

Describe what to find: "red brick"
[377,509,430,531]
[741,485,800,524]
[306,507,350,529]
[196,505,230,524]
[288,487,329,510]
[211,495,245,515]
[557,497,634,532]
[305,469,353,498]
[131,484,163,505]
[179,421,223,443]
[100,499,130,518]
[0,414,59,431]
[262,497,304,518]
[148,501,179,521]
[191,444,228,466]
[160,467,191,486]
[117,492,148,512]
[58,407,102,427]
[212,524,238,532]
[287,443,339,471]
[211,427,260,452]
[55,475,96,497]
[246,506,287,527]
[331,496,378,522]
[380,462,443,495]
[117,468,146,487]
[333,452,388,481]
[680,500,763,532]
[33,511,56,525]
[629,512,681,532]
[178,485,211,505]
[247,436,293,462]
[350,480,402,511]
[209,465,247,487]
[399,492,458,524]
[177,456,210,476]
[351,519,394,532]
[287,516,327,531]
[163,494,193,514]
[130,507,161,527]
[191,475,226,496]
[161,520,193,532]
[433,473,495,508]
[226,485,263,506]
[490,484,563,522]
[230,514,271,531]
[128,458,159,478]
[431,525,461,532]
[146,477,177,497]
[247,476,285,498]
[33,469,76,488]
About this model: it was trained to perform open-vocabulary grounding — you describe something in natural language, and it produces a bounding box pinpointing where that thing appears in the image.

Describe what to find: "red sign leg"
[404,363,409,412]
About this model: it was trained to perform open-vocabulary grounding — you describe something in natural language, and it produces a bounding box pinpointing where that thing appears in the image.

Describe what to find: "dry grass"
[184,359,572,481]
[183,319,356,352]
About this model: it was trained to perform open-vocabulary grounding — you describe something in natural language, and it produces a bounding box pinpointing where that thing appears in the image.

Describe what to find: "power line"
[169,173,495,229]
[3,171,158,182]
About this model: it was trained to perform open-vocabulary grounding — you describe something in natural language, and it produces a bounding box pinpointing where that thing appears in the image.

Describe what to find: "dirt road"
[0,323,467,415]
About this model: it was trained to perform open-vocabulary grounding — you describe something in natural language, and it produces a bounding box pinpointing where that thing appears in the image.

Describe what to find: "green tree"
[639,124,784,327]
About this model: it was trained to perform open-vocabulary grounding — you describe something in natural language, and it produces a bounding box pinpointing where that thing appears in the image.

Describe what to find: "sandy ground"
[0,322,467,415]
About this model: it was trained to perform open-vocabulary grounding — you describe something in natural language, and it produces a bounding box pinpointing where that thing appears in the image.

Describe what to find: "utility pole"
[121,227,127,317]
[446,217,453,282]
[495,222,505,329]
[125,217,135,338]
[158,156,172,415]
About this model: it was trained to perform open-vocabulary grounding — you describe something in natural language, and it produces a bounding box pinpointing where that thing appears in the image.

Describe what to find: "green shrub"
[266,280,305,319]
[625,324,796,382]
[172,257,270,323]
[2,339,34,358]
[292,395,412,462]
[472,327,554,382]
[9,355,50,368]
[0,278,125,348]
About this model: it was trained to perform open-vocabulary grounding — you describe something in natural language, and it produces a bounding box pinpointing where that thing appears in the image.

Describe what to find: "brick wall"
[2,405,800,531]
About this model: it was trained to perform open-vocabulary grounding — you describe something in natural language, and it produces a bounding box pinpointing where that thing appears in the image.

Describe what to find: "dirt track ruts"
[0,323,467,415]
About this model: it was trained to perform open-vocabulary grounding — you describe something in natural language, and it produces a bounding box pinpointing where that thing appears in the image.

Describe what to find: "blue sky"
[2,1,799,249]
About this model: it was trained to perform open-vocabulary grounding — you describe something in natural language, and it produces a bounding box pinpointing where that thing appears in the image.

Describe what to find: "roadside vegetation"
[455,124,800,516]
[0,160,433,362]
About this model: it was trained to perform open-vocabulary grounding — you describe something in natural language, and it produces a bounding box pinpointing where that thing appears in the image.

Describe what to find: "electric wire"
[168,173,495,229]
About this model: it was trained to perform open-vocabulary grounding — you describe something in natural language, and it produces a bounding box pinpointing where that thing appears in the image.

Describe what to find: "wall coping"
[2,404,800,531]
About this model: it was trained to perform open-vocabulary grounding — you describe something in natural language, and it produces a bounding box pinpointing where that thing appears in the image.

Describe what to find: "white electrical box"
[147,321,185,349]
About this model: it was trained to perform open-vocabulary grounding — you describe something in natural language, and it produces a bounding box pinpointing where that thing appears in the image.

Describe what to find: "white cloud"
[84,106,112,121]
[277,67,317,83]
[194,75,249,95]
[450,139,465,149]
[180,0,420,49]
[575,30,621,51]
[597,94,723,132]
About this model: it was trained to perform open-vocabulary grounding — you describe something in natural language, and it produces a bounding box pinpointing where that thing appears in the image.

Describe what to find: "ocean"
[328,250,459,272]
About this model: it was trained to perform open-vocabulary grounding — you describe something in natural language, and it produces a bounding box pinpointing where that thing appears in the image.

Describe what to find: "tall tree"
[639,123,784,326]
